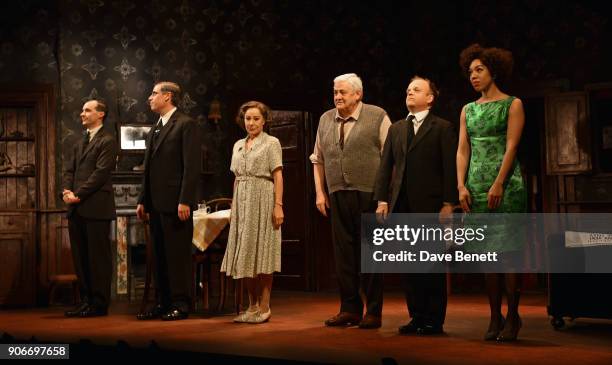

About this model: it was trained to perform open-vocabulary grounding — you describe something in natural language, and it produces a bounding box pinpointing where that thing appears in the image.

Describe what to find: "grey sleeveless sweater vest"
[318,103,386,194]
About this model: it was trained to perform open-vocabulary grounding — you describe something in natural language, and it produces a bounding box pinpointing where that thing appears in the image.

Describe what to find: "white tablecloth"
[192,209,231,251]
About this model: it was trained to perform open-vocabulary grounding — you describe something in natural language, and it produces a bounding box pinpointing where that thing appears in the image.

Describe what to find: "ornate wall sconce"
[208,98,221,124]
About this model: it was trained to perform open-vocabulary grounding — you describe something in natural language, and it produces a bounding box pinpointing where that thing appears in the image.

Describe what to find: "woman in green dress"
[456,44,527,342]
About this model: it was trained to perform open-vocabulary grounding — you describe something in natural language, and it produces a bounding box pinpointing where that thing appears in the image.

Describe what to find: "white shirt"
[408,109,429,135]
[87,124,103,141]
[159,107,177,127]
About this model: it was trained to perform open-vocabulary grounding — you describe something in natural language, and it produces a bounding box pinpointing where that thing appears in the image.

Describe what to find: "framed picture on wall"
[118,123,151,152]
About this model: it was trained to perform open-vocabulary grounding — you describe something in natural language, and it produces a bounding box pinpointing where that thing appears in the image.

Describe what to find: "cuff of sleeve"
[309,154,323,164]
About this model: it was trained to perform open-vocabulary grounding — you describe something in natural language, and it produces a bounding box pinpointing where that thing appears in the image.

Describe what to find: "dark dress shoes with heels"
[484,315,505,341]
[497,316,522,342]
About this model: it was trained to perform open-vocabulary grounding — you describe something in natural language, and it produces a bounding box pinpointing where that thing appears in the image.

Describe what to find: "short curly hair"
[236,100,272,131]
[459,44,514,86]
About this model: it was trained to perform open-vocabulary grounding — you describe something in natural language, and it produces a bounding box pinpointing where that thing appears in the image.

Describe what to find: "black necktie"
[152,118,163,144]
[407,115,416,138]
[339,119,347,150]
[83,130,90,146]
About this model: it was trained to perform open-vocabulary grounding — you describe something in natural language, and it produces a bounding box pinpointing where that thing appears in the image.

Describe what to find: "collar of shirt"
[243,131,266,150]
[335,101,363,122]
[406,109,429,126]
[160,107,177,126]
[87,124,103,141]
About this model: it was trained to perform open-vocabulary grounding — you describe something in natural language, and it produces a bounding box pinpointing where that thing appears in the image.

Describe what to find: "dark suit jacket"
[138,110,201,213]
[62,128,118,220]
[373,113,458,213]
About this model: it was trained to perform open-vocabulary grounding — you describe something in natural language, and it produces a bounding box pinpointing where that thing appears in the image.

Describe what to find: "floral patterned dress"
[465,96,527,253]
[221,132,283,278]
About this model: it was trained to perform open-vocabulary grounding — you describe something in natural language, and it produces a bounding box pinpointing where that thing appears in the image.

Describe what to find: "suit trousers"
[68,213,112,308]
[329,190,384,316]
[404,272,447,326]
[148,209,193,313]
[395,190,448,326]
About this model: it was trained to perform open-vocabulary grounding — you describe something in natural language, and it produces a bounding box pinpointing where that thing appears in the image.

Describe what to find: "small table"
[192,209,231,251]
[192,208,239,312]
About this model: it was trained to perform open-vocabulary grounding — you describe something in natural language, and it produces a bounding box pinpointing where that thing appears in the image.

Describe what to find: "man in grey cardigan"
[310,73,391,329]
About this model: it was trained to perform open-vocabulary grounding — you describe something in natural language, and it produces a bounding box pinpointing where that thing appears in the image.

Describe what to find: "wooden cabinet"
[0,104,38,307]
[545,92,592,175]
[0,212,35,306]
[0,85,57,307]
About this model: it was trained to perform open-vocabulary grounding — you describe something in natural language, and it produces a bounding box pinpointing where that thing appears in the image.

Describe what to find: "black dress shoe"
[417,324,444,335]
[79,305,108,317]
[136,304,165,320]
[358,314,382,329]
[161,308,188,321]
[65,302,89,317]
[398,320,422,334]
[324,312,362,327]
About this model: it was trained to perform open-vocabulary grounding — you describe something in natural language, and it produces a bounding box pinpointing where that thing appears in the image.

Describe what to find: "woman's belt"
[235,175,273,182]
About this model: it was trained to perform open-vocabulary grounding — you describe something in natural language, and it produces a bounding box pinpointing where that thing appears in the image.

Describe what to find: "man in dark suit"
[62,99,117,317]
[136,81,201,321]
[374,76,457,334]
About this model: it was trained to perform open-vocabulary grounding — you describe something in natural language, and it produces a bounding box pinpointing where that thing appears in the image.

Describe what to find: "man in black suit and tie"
[136,81,201,321]
[374,76,457,334]
[62,99,117,317]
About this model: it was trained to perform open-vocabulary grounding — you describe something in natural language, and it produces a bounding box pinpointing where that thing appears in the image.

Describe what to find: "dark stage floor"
[1,291,611,364]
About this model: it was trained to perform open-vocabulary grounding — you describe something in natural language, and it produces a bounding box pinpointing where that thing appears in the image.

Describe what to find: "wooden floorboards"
[1,291,611,364]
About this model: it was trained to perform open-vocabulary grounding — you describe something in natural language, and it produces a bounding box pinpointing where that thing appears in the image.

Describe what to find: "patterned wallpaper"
[0,0,610,206]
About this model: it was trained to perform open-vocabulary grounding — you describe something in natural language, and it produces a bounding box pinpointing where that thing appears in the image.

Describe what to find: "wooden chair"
[192,198,243,314]
[48,274,79,305]
[206,198,232,212]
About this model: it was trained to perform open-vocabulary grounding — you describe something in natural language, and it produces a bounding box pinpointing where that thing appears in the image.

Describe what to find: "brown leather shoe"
[358,314,382,329]
[324,312,362,327]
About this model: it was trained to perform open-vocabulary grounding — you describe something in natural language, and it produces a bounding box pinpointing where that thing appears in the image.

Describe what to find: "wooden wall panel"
[268,111,314,290]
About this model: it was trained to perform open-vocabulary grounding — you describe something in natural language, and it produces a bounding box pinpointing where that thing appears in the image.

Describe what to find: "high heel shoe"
[484,315,505,341]
[497,316,521,342]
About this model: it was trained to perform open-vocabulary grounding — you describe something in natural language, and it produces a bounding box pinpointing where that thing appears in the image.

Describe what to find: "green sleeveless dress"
[465,96,527,253]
